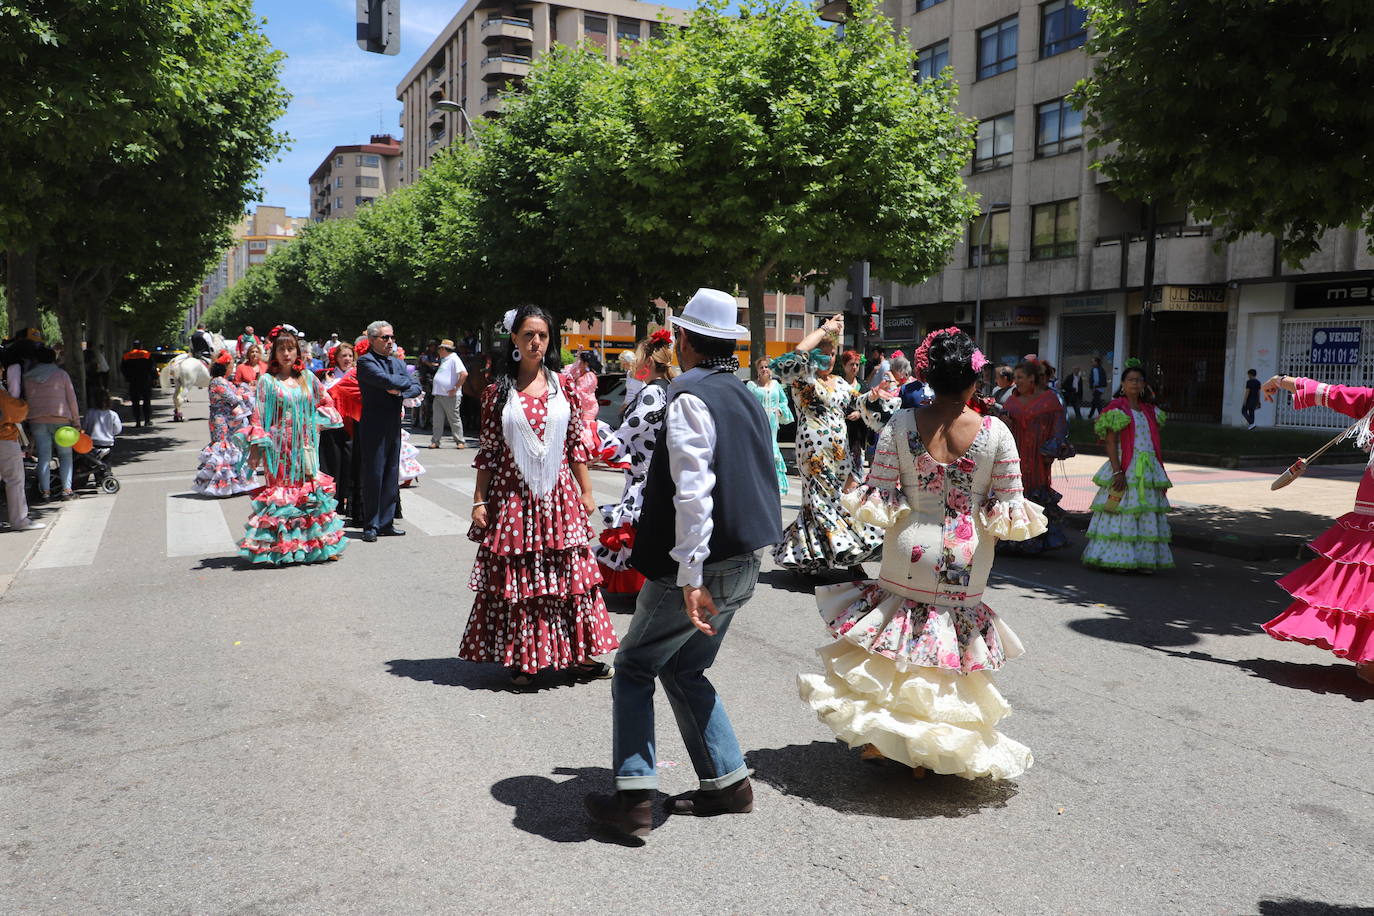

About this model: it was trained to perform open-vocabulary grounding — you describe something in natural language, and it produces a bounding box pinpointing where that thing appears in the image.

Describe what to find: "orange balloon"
[73,432,93,454]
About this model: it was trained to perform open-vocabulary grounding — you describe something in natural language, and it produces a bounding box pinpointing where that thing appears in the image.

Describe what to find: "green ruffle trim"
[1094,409,1131,436]
[1156,409,1167,427]
[1084,532,1172,544]
[1090,505,1171,517]
[237,540,345,565]
[1083,557,1175,570]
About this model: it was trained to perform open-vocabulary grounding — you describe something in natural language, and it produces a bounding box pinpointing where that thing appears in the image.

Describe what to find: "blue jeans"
[611,551,760,791]
[31,422,73,495]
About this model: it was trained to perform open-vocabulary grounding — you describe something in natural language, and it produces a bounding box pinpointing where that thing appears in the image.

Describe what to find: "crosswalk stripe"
[398,490,469,537]
[28,498,116,569]
[165,493,237,557]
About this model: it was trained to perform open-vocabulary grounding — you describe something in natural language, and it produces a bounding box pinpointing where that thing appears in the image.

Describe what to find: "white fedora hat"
[668,288,748,340]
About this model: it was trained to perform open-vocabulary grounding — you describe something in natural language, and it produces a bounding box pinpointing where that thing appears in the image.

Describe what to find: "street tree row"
[0,0,289,402]
[204,0,980,369]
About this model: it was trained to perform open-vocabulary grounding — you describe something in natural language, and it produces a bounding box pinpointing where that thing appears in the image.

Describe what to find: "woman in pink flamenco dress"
[561,351,606,466]
[1260,374,1374,683]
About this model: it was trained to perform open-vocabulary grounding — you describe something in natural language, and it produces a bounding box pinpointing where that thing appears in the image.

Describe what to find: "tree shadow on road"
[490,766,668,847]
[1258,899,1374,915]
[1147,648,1374,702]
[745,741,1017,819]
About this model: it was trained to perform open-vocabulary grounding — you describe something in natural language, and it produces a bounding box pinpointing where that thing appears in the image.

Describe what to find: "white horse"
[159,331,227,421]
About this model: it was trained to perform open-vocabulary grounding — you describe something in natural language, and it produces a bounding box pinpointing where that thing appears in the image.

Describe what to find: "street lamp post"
[973,201,1010,354]
[434,100,481,148]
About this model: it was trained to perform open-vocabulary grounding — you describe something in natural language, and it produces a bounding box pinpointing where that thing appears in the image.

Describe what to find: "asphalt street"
[2,394,1372,915]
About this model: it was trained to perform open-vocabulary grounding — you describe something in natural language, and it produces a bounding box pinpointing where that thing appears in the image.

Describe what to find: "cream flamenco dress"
[798,409,1047,779]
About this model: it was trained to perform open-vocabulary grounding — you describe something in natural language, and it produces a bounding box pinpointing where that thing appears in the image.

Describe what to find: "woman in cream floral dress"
[798,328,1047,779]
[773,315,888,575]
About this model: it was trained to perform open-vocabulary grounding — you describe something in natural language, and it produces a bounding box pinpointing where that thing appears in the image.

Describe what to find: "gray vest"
[631,368,783,581]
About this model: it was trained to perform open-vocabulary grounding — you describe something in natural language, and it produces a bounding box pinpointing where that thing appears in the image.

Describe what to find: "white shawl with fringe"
[502,371,571,498]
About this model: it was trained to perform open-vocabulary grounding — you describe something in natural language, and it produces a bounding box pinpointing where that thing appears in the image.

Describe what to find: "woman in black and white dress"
[593,330,676,593]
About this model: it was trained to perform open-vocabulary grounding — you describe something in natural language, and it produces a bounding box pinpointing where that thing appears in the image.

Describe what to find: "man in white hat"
[586,288,783,842]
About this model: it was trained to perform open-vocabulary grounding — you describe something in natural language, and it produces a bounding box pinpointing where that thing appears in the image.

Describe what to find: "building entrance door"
[1128,313,1226,421]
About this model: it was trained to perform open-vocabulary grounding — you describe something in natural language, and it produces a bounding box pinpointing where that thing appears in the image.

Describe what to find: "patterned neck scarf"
[698,355,740,373]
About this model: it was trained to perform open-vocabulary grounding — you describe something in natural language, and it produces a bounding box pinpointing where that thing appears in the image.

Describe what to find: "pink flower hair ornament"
[912,327,988,381]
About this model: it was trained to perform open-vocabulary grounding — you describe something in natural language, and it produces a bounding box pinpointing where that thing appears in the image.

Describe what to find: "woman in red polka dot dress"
[461,306,619,689]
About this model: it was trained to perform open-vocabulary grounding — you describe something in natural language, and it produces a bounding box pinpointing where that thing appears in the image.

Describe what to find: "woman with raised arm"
[772,314,884,576]
[798,328,1047,779]
[1260,373,1374,683]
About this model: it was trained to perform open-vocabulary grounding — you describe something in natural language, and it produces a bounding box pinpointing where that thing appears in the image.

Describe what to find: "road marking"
[28,498,116,569]
[398,490,469,537]
[166,494,236,557]
[433,477,473,502]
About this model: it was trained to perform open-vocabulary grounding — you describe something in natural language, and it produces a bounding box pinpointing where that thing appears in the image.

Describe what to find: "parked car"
[596,373,628,428]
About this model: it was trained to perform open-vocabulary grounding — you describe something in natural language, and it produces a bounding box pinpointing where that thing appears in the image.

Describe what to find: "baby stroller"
[72,444,120,494]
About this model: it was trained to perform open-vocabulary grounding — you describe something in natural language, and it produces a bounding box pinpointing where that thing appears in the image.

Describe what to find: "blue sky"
[252,0,692,217]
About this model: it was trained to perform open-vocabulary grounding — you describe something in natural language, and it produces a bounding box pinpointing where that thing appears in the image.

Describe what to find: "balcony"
[479,91,505,116]
[482,16,533,43]
[428,107,446,128]
[480,53,531,81]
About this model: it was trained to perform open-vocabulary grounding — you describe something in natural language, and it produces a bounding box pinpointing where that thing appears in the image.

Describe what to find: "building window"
[915,39,949,82]
[355,175,380,188]
[916,0,946,9]
[1040,0,1087,58]
[968,210,1011,266]
[335,196,343,209]
[334,177,343,189]
[247,240,268,251]
[356,196,374,207]
[1036,96,1083,157]
[357,154,381,168]
[649,21,664,40]
[973,113,1014,171]
[616,18,641,61]
[764,315,777,329]
[1030,199,1079,259]
[334,155,343,167]
[784,314,804,330]
[976,16,1018,80]
[584,15,608,51]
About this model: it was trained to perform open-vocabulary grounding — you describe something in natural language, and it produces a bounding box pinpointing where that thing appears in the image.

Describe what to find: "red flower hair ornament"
[912,326,989,382]
[214,350,233,365]
[649,328,672,347]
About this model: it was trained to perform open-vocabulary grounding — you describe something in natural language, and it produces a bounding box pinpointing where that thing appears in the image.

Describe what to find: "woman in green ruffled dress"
[1082,361,1173,572]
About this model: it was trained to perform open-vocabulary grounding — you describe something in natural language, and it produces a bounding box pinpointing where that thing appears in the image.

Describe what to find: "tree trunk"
[6,247,40,333]
[55,285,88,411]
[746,266,772,379]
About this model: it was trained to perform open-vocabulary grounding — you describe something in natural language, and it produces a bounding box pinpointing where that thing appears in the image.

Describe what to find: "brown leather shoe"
[667,777,754,817]
[585,790,653,839]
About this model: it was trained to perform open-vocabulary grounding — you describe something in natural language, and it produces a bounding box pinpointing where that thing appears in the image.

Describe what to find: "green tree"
[1074,0,1374,264]
[607,0,977,369]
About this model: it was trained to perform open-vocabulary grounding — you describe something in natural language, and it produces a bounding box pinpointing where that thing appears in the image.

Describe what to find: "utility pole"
[847,260,869,359]
[1138,200,1158,372]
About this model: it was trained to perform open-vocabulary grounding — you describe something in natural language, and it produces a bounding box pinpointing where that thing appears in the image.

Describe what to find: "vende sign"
[1311,327,1361,365]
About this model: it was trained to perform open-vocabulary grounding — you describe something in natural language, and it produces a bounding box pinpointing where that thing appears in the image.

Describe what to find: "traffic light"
[357,0,399,55]
[862,295,883,335]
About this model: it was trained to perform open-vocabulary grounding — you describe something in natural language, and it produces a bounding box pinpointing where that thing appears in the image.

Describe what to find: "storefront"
[1055,293,1121,386]
[880,307,918,353]
[1272,275,1374,429]
[1127,285,1231,422]
[982,302,1044,368]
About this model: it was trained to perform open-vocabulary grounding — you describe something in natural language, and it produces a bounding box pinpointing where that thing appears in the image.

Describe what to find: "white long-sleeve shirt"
[83,408,123,446]
[665,367,719,588]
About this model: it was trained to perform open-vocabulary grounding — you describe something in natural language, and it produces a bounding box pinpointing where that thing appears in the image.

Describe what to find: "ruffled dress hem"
[236,476,346,565]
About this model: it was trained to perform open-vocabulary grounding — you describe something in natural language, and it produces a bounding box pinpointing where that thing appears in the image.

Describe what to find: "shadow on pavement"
[383,657,599,693]
[102,433,182,471]
[192,555,254,571]
[755,568,851,595]
[745,741,1017,819]
[1258,900,1374,915]
[1148,648,1374,702]
[490,766,668,846]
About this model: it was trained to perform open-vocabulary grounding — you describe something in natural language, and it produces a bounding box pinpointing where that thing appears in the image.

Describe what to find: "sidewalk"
[782,443,1363,562]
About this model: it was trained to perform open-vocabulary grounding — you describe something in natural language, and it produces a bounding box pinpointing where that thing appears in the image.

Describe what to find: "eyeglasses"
[374,334,394,340]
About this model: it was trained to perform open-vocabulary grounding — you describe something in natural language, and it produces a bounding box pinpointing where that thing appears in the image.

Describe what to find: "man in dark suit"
[120,339,157,427]
[355,320,421,542]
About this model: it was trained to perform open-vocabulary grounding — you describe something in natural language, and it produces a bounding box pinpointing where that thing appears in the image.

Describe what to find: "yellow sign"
[1128,286,1231,314]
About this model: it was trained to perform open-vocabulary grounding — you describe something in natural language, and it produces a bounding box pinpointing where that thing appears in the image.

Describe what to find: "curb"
[1064,512,1309,562]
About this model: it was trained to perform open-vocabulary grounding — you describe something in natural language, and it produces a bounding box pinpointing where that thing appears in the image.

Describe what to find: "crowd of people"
[162,297,1374,844]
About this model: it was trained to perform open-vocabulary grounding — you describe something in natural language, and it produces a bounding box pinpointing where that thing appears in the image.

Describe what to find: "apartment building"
[394,0,688,185]
[307,135,404,222]
[818,0,1374,427]
[188,205,309,333]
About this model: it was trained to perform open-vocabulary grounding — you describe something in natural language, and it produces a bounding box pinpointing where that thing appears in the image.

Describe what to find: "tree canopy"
[1074,0,1374,264]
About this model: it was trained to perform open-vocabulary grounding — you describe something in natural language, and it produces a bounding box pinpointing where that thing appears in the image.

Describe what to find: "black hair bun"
[924,330,978,396]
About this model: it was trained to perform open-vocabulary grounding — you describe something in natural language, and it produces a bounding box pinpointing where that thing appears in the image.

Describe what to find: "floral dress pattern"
[1082,405,1173,571]
[592,379,669,593]
[771,350,885,571]
[399,426,425,484]
[797,409,1048,779]
[747,379,794,496]
[192,377,258,497]
[459,383,619,674]
[999,388,1071,554]
[236,373,347,565]
[561,365,602,462]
